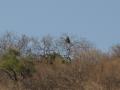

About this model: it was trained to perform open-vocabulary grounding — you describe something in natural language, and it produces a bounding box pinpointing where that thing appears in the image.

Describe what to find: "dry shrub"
[1,56,120,90]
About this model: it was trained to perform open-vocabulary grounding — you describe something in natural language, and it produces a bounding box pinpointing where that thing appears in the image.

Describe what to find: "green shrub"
[0,48,35,81]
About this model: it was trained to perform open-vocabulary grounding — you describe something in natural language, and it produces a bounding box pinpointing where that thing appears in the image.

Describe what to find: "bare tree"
[41,35,55,57]
[0,32,19,54]
[111,44,120,58]
[57,34,75,61]
[17,34,31,56]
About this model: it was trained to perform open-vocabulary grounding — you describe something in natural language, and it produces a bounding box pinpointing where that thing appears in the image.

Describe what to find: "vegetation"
[0,32,120,90]
[0,48,35,81]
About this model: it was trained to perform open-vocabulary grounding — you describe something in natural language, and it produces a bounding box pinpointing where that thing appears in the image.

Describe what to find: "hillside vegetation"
[0,32,120,90]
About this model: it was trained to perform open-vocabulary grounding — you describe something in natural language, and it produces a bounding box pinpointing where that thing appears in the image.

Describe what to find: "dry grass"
[0,56,120,90]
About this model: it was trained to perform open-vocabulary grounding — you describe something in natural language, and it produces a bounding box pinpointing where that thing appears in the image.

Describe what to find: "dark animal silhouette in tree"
[64,36,72,61]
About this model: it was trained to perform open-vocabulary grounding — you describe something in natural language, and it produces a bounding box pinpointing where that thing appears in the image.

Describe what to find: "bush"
[0,48,35,81]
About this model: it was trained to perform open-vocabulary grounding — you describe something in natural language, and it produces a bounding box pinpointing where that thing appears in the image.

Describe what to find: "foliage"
[0,48,35,81]
[0,32,120,90]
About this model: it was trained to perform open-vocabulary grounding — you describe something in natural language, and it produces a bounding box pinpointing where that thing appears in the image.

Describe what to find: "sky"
[0,0,120,51]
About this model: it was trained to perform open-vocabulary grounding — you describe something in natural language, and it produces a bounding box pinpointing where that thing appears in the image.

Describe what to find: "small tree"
[41,35,54,56]
[111,44,120,58]
[57,34,73,61]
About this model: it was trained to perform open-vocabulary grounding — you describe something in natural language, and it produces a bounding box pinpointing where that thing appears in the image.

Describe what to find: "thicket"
[0,32,120,90]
